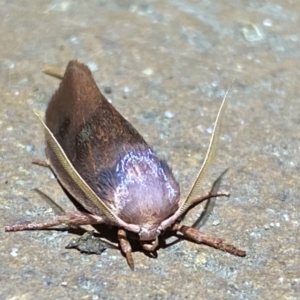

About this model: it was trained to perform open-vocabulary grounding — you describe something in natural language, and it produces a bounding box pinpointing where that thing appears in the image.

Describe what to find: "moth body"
[44,61,181,243]
[5,61,246,270]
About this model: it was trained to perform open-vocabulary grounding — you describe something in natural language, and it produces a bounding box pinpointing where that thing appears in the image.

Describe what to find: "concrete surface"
[1,1,299,299]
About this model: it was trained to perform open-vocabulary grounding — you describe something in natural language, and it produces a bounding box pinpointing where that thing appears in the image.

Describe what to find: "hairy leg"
[118,229,134,270]
[172,223,246,257]
[5,211,105,231]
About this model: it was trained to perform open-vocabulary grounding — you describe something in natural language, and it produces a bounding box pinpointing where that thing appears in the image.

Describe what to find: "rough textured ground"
[1,1,299,299]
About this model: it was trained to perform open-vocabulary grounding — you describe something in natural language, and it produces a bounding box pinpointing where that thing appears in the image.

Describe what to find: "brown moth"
[5,61,245,270]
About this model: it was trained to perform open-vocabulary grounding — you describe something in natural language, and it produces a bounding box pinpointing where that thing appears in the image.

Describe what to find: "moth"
[5,61,245,269]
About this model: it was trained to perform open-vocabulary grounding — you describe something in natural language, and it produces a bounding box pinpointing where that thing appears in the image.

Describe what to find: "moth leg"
[32,158,50,168]
[140,237,159,252]
[5,211,105,232]
[189,191,230,207]
[43,65,64,79]
[172,223,246,257]
[118,229,134,271]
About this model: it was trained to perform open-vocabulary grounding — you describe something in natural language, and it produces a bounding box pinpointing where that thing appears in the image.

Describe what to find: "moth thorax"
[114,149,180,229]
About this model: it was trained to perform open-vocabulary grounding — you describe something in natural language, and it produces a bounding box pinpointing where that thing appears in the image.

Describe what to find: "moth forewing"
[35,112,140,233]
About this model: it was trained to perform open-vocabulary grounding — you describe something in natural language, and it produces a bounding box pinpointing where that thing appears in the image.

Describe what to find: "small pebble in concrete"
[263,19,273,27]
[213,220,220,226]
[282,214,289,221]
[103,86,112,94]
[87,62,99,72]
[69,36,79,44]
[10,247,18,257]
[164,111,174,119]
[206,126,213,134]
[242,23,263,42]
[142,68,153,75]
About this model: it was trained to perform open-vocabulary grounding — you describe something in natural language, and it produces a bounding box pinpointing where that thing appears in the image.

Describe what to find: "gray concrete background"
[1,1,299,299]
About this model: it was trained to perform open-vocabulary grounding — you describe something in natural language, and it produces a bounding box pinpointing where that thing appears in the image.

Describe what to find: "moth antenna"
[43,65,65,80]
[33,112,140,234]
[179,80,235,214]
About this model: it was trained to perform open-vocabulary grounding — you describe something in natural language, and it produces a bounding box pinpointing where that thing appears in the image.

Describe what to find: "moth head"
[133,223,163,252]
[137,223,162,240]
